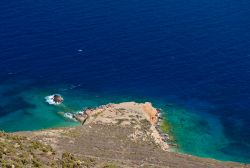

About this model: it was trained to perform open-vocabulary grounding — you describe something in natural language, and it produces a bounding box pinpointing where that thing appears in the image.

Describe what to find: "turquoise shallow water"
[0,79,249,163]
[0,83,78,132]
[164,106,230,159]
[1,0,250,163]
[154,100,250,163]
[0,79,137,132]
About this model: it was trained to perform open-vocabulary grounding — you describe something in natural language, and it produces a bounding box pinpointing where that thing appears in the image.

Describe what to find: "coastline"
[62,102,175,151]
[0,79,248,163]
[13,101,249,167]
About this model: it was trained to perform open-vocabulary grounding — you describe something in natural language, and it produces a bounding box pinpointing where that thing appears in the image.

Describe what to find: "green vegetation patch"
[0,131,92,168]
[103,162,119,168]
[160,120,171,134]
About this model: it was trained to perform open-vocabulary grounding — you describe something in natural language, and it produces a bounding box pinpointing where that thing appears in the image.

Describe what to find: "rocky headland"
[1,102,249,168]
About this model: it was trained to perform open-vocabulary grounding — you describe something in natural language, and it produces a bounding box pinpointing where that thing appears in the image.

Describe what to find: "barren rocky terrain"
[17,123,249,168]
[1,102,249,168]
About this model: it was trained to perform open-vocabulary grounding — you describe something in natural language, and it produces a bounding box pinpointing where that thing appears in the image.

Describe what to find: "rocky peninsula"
[1,102,249,167]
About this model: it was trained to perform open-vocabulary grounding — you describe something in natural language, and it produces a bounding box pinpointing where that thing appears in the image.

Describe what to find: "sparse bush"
[103,163,119,168]
[160,120,171,134]
[140,119,151,130]
[0,133,84,168]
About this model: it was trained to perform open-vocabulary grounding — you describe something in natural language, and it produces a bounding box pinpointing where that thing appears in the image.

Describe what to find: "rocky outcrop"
[53,94,63,103]
[11,102,250,168]
[142,102,158,124]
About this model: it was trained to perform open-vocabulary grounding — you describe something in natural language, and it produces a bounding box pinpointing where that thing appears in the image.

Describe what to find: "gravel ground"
[18,123,249,168]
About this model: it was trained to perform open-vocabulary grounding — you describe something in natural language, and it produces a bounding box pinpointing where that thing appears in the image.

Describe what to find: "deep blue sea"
[0,0,250,163]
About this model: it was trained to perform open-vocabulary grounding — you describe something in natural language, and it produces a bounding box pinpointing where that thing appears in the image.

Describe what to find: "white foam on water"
[64,112,73,119]
[69,84,81,90]
[63,112,77,121]
[76,111,84,115]
[45,94,63,105]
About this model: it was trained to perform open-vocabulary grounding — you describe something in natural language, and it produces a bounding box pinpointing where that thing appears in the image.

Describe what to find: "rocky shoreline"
[155,109,177,148]
[10,101,249,167]
[63,102,175,151]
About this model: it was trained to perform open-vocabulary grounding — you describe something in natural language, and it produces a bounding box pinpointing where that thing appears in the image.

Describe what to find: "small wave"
[63,112,77,121]
[59,84,81,92]
[64,112,73,119]
[7,72,15,75]
[45,94,63,105]
[59,88,68,92]
[69,84,81,90]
